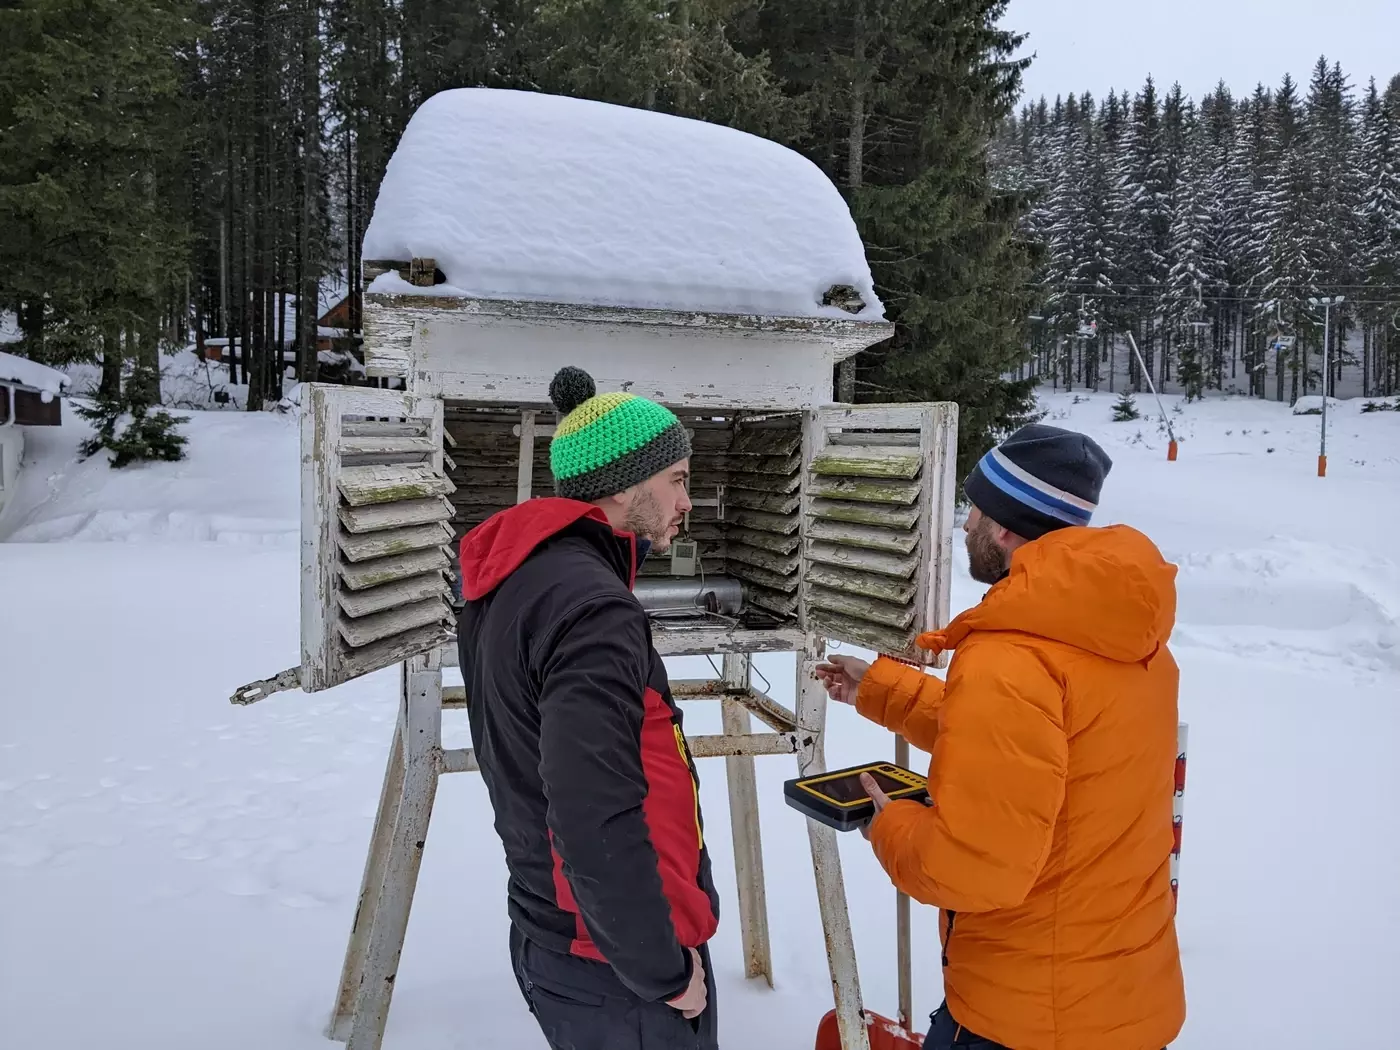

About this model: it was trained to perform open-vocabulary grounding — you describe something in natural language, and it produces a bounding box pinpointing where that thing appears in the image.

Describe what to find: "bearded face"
[965,509,1012,585]
[622,485,670,550]
[620,462,690,553]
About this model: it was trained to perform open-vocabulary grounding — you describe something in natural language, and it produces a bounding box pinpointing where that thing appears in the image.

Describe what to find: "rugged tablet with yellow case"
[783,761,929,832]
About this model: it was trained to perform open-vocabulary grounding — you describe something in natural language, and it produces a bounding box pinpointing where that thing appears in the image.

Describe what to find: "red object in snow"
[815,1010,924,1050]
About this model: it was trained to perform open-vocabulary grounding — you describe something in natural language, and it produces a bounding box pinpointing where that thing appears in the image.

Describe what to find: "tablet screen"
[818,768,911,804]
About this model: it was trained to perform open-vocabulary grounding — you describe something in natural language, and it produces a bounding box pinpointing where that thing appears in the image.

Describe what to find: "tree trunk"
[836,0,869,405]
[299,0,322,385]
[100,327,123,399]
[225,136,241,386]
[19,300,43,356]
[141,316,161,402]
[346,132,357,333]
[276,278,287,399]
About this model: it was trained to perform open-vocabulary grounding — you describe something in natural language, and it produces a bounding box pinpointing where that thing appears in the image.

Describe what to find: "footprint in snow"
[119,788,172,806]
[220,871,270,897]
[173,816,209,836]
[0,835,53,868]
[277,892,326,909]
[175,841,215,862]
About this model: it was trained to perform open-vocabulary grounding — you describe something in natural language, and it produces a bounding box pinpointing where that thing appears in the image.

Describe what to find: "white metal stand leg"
[797,644,870,1050]
[721,653,773,986]
[894,735,913,1031]
[327,717,406,1041]
[335,654,444,1050]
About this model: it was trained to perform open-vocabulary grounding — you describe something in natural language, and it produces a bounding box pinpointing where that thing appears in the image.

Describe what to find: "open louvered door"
[801,403,958,666]
[301,384,457,692]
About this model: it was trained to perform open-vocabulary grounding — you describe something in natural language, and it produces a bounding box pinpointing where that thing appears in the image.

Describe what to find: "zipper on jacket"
[941,910,957,968]
[673,724,703,849]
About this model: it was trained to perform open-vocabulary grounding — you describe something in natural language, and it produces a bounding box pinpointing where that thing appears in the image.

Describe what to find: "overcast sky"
[1003,0,1400,108]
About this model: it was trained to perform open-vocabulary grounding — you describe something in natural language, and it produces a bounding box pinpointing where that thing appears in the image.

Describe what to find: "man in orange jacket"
[818,423,1185,1050]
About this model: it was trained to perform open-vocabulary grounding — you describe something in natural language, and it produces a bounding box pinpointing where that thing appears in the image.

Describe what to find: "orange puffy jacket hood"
[858,523,1185,1050]
[929,523,1178,663]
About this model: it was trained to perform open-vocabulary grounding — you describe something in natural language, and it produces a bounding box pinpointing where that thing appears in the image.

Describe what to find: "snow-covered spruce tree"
[762,0,1041,480]
[1115,78,1173,390]
[1358,77,1400,395]
[76,364,189,469]
[1041,94,1091,385]
[1112,391,1140,421]
[1255,74,1321,403]
[1303,59,1362,384]
[1164,116,1224,401]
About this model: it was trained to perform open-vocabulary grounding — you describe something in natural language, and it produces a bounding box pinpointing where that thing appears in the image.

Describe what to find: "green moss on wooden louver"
[804,433,928,655]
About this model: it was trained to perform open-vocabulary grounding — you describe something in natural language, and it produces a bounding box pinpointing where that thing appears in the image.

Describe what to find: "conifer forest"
[2,1,1398,470]
[999,63,1400,404]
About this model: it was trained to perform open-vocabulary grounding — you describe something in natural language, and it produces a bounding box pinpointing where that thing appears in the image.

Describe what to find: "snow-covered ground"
[1,388,1398,1049]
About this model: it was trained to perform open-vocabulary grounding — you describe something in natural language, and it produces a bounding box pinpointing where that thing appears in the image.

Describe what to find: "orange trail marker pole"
[1125,331,1179,460]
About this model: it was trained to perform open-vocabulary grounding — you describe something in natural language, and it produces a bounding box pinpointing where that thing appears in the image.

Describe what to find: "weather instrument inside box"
[784,761,929,833]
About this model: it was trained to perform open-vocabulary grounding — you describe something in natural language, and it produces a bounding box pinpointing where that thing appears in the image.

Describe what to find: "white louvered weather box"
[232,88,959,1050]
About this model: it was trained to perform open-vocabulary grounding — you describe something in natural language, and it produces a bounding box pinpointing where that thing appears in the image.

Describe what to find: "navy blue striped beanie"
[963,424,1112,540]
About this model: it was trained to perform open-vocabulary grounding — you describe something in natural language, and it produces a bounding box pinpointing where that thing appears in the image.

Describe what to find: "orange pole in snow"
[1125,331,1179,460]
[1318,454,1327,477]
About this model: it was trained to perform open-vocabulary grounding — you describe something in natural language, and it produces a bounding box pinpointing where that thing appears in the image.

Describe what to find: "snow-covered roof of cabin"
[0,350,69,397]
[362,89,883,321]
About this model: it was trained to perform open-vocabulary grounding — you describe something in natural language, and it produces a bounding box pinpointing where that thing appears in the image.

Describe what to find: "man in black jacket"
[457,366,720,1050]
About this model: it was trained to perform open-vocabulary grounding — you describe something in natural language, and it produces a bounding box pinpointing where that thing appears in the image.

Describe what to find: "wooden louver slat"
[338,496,455,534]
[337,464,456,507]
[337,521,455,564]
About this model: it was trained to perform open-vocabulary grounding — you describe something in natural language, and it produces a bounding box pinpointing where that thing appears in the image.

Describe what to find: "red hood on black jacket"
[459,498,639,601]
[455,497,717,1004]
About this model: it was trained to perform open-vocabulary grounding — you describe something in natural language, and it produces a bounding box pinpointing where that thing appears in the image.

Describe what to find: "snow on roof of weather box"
[361,89,883,321]
[0,350,69,398]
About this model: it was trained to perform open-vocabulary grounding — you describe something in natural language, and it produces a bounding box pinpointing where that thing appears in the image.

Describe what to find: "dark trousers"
[509,925,719,1050]
[921,1004,1167,1050]
[921,1005,1008,1050]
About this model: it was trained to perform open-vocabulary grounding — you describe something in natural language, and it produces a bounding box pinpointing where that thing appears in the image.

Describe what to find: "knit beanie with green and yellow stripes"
[547,366,692,502]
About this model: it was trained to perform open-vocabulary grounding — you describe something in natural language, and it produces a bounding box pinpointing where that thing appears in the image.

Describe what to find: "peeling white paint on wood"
[339,548,449,592]
[337,464,456,507]
[337,575,450,619]
[338,496,455,534]
[415,316,836,411]
[336,521,454,563]
[338,600,450,649]
[362,294,892,379]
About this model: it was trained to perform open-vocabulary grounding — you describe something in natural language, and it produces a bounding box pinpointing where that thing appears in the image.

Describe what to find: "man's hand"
[858,772,893,840]
[814,655,871,705]
[666,947,707,1019]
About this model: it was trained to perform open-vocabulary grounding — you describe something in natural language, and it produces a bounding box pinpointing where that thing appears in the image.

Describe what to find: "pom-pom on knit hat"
[547,366,692,502]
